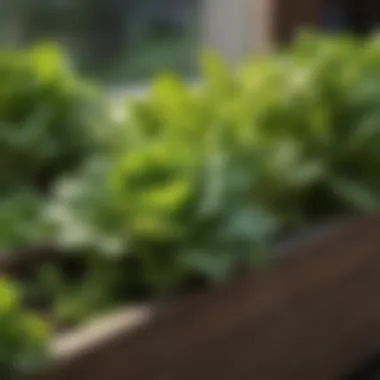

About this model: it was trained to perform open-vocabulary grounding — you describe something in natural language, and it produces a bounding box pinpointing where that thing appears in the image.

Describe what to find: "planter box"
[11,215,380,380]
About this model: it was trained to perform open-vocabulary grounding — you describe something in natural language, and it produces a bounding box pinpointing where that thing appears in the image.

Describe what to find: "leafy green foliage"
[48,32,380,298]
[0,278,50,376]
[0,43,105,192]
[48,138,277,293]
[31,259,123,327]
[6,32,380,341]
[0,43,108,252]
[0,190,52,252]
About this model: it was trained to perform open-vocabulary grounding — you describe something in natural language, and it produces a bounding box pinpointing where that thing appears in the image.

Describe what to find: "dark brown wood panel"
[272,0,323,45]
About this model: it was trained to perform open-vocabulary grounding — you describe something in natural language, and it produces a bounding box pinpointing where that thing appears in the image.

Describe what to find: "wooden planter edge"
[50,305,153,363]
[16,215,380,379]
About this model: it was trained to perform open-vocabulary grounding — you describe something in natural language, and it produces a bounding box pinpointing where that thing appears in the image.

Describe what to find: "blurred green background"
[0,0,201,85]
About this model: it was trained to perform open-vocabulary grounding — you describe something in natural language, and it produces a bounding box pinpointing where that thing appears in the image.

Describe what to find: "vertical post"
[202,0,276,66]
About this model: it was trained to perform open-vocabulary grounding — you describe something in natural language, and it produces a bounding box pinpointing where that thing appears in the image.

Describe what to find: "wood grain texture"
[20,215,380,380]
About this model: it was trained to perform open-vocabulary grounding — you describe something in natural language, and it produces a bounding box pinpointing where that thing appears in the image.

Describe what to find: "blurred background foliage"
[0,0,201,84]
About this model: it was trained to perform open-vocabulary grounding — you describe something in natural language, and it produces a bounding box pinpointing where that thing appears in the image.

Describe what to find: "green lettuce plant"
[47,32,380,306]
[0,43,105,193]
[47,69,279,294]
[0,43,110,252]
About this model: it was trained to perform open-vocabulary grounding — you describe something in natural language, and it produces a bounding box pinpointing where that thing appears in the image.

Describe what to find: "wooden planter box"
[9,215,380,380]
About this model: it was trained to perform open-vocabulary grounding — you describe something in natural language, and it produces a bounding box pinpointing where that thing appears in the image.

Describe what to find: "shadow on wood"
[25,216,380,380]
